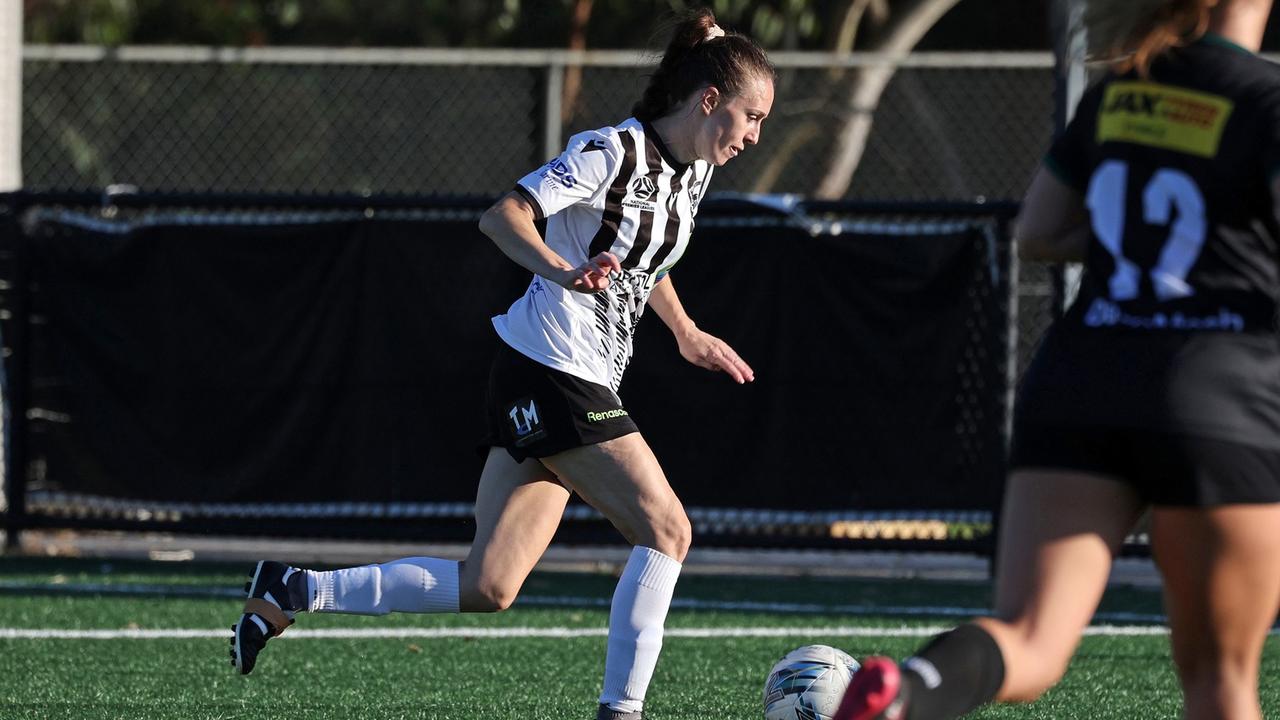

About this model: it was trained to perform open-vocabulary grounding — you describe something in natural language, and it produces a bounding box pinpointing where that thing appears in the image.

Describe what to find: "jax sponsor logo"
[586,407,629,423]
[1097,81,1233,158]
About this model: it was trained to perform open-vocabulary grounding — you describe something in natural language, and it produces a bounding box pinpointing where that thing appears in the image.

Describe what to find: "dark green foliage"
[22,0,834,49]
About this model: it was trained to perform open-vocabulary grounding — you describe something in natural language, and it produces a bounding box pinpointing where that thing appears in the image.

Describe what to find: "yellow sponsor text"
[1097,81,1233,158]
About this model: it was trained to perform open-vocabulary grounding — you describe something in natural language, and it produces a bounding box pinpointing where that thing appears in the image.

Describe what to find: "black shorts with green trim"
[1011,422,1280,506]
[481,342,638,463]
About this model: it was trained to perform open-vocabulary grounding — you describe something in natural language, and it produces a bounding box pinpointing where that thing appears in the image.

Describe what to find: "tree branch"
[815,0,962,199]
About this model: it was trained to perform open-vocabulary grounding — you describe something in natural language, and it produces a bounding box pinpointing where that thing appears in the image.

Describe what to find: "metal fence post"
[1051,0,1087,315]
[2,197,28,553]
[991,212,1019,575]
[543,60,564,162]
[0,1,20,193]
[1002,214,1019,461]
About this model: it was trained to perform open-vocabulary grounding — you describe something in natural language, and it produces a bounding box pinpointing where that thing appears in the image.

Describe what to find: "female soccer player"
[230,9,774,719]
[836,1,1280,719]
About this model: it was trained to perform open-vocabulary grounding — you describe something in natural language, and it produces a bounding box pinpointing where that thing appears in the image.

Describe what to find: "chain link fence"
[24,47,1053,199]
[20,46,1059,374]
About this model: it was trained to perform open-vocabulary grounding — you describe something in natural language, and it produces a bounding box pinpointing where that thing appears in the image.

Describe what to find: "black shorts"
[1011,423,1280,506]
[481,342,639,463]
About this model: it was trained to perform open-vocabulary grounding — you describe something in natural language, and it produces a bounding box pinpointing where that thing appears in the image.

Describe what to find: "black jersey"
[1020,36,1280,447]
[1047,35,1280,333]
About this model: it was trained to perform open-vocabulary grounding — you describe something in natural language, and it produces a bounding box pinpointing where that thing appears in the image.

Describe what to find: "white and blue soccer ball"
[762,644,860,720]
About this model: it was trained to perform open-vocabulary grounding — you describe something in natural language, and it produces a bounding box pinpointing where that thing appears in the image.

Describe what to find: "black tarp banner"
[22,212,1006,512]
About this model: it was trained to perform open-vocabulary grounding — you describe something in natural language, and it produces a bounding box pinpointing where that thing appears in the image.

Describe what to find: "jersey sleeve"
[514,130,620,220]
[1263,84,1280,184]
[1044,81,1105,193]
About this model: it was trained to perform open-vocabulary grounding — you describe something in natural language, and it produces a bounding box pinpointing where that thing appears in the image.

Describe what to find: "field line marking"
[2,625,1266,640]
[0,582,1173,624]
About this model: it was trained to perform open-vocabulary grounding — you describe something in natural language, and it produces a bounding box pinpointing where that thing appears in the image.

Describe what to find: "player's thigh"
[461,447,571,610]
[1152,504,1280,674]
[989,468,1143,645]
[540,432,690,559]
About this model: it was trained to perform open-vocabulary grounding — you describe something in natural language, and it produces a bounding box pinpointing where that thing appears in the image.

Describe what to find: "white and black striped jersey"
[492,118,714,391]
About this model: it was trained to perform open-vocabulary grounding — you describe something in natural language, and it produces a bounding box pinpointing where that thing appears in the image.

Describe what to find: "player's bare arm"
[648,275,754,384]
[1272,174,1280,224]
[1014,164,1089,262]
[480,191,619,293]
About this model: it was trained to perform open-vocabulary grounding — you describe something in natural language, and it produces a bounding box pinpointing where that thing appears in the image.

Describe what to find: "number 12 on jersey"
[1085,159,1208,302]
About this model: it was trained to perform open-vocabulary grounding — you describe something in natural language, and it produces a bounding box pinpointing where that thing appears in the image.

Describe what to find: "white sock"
[306,557,460,615]
[599,546,682,714]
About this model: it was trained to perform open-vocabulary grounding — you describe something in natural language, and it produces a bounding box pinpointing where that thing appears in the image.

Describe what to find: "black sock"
[900,623,1005,720]
[285,569,309,611]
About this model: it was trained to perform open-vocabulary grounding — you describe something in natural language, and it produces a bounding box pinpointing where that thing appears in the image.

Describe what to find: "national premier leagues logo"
[630,176,657,200]
[623,176,659,212]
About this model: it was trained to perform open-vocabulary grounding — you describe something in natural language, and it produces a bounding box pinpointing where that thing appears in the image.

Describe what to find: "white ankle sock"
[306,557,460,615]
[599,546,682,714]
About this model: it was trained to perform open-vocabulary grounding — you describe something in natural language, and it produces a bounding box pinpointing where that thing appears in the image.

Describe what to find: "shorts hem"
[1013,421,1280,506]
[506,421,638,462]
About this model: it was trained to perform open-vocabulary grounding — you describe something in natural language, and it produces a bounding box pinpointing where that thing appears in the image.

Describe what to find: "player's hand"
[677,329,754,384]
[562,252,622,293]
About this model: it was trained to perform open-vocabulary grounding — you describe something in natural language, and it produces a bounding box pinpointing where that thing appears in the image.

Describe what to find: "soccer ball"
[762,644,860,720]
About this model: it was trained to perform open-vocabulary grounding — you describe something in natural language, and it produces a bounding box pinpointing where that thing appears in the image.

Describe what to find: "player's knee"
[651,513,691,562]
[996,631,1072,702]
[1177,668,1252,718]
[1174,650,1255,692]
[996,658,1065,703]
[1000,668,1059,703]
[458,571,519,613]
[464,584,517,613]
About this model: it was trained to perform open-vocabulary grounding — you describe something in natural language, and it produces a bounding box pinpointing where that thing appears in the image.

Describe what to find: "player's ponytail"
[1085,0,1215,77]
[632,8,774,122]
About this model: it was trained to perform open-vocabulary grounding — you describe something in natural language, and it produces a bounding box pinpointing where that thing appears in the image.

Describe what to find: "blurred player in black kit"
[837,1,1280,718]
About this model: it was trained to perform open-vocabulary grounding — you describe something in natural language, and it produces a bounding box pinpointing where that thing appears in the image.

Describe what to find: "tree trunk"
[562,0,594,125]
[815,0,961,199]
[752,0,961,198]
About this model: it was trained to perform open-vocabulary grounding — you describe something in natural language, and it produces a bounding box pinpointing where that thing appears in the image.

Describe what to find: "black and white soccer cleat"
[596,705,644,720]
[230,560,303,675]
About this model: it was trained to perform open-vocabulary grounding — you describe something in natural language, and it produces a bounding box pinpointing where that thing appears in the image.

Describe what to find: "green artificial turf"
[0,557,1273,719]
